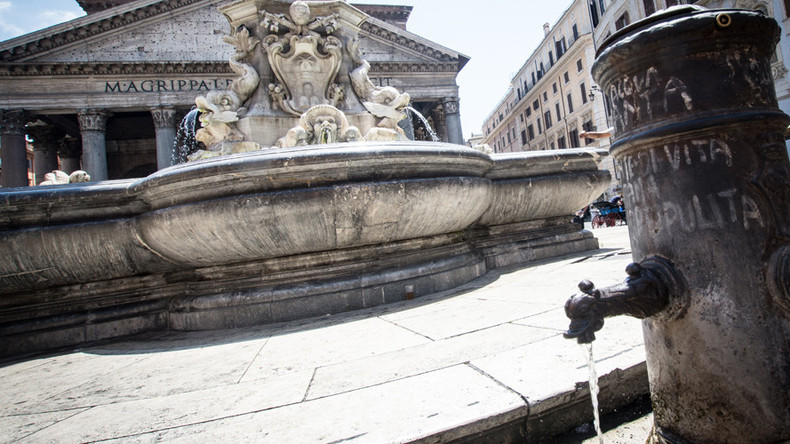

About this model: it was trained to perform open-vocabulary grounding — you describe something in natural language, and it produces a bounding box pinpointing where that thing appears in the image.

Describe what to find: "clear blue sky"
[0,0,572,139]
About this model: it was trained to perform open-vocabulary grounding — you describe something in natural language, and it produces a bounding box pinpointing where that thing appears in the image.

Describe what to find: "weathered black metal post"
[586,6,790,442]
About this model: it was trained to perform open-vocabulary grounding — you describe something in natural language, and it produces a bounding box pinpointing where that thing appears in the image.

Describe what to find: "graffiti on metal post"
[607,67,694,134]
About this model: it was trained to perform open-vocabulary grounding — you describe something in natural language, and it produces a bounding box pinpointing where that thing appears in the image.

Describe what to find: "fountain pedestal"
[586,6,790,442]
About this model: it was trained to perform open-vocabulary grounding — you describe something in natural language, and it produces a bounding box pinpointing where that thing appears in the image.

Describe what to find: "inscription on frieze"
[104,79,233,93]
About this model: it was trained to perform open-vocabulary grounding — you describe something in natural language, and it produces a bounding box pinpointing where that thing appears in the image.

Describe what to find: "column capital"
[78,109,112,132]
[442,97,460,115]
[0,109,30,135]
[150,107,178,129]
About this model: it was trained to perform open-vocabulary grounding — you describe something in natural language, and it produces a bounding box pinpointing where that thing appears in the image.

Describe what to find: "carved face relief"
[312,115,338,144]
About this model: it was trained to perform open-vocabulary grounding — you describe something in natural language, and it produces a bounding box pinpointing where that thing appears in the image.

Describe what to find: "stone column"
[151,107,178,170]
[0,109,30,188]
[77,110,111,182]
[58,136,82,174]
[442,97,464,145]
[27,125,62,184]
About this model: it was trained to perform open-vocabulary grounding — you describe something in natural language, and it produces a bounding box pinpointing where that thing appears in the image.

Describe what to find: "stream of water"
[172,108,201,165]
[584,342,604,443]
[405,106,439,142]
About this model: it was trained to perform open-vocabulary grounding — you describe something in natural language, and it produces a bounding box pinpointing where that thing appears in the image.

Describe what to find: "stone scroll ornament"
[194,25,260,150]
[260,1,344,116]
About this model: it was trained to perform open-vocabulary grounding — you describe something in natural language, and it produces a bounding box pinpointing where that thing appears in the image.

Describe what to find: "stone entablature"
[0,61,233,76]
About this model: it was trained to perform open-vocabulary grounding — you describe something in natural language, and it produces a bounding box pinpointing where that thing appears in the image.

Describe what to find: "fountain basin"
[0,143,609,357]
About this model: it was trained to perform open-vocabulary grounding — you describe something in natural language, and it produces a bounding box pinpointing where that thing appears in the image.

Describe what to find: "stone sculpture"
[39,170,91,185]
[194,25,260,150]
[261,1,344,115]
[185,0,416,160]
[277,104,362,147]
[348,35,410,138]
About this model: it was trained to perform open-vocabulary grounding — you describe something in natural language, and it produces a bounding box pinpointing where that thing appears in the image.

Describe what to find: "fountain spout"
[563,256,685,343]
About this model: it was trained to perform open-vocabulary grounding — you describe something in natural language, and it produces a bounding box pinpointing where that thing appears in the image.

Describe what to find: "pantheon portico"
[0,0,468,186]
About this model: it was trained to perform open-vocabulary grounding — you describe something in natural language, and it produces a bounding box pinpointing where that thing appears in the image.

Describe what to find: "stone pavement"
[0,225,652,443]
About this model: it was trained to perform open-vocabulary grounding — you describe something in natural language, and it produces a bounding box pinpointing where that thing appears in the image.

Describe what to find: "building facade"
[481,0,611,157]
[0,0,469,187]
[481,0,790,200]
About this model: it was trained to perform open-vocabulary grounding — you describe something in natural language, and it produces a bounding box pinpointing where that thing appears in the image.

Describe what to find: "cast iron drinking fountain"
[563,6,790,442]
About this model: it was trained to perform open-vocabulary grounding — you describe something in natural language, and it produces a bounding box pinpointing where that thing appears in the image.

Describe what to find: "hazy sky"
[0,0,572,138]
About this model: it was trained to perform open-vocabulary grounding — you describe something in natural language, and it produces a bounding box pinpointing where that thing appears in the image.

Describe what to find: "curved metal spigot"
[564,256,685,343]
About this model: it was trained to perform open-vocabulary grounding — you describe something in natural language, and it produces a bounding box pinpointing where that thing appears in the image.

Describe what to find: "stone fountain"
[564,6,790,442]
[0,0,610,359]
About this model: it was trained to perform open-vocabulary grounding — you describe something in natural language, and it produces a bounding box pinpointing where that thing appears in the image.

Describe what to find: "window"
[589,1,599,27]
[643,0,655,16]
[521,130,527,145]
[520,114,524,123]
[552,83,558,94]
[615,12,630,30]
[533,100,540,111]
[512,128,516,141]
[550,141,555,150]
[543,91,548,102]
[555,38,567,58]
[567,93,574,113]
[555,103,562,121]
[549,51,554,65]
[599,0,606,14]
[544,111,553,129]
[569,128,579,146]
[537,118,543,134]
[528,124,535,140]
[558,135,567,149]
[507,131,511,144]
[666,0,679,5]
[572,24,579,40]
[564,71,570,83]
[526,107,532,117]
[577,59,583,72]
[581,83,587,104]
[582,120,594,144]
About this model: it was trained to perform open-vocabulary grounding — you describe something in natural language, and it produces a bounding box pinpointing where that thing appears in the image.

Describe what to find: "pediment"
[0,0,467,74]
[359,16,469,71]
[0,0,233,63]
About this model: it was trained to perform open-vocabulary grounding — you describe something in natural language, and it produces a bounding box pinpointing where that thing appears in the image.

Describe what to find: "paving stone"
[99,365,528,443]
[306,323,557,400]
[17,370,312,443]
